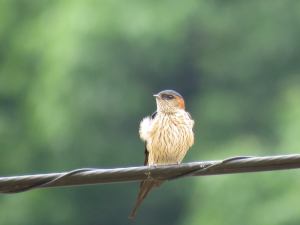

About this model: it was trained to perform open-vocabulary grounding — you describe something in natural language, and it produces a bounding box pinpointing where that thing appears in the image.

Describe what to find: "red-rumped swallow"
[129,90,194,218]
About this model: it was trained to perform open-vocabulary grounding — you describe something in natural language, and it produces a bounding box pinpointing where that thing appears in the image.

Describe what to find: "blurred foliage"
[1,0,300,224]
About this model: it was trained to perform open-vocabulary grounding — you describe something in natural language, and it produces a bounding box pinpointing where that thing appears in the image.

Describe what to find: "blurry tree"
[0,0,300,225]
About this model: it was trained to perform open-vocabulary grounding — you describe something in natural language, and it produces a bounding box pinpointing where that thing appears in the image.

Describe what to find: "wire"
[1,154,300,194]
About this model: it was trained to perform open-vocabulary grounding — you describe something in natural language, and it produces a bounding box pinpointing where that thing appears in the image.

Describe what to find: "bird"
[129,90,194,219]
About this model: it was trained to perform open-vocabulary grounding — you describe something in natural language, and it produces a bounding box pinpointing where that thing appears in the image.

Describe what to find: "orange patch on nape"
[174,95,185,110]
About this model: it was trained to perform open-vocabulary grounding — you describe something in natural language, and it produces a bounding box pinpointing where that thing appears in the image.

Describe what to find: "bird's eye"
[168,95,173,99]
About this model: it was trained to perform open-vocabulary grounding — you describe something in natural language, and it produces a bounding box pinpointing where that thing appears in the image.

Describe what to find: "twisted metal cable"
[1,154,300,194]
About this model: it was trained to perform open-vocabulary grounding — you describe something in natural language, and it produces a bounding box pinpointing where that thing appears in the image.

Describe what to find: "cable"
[1,154,300,194]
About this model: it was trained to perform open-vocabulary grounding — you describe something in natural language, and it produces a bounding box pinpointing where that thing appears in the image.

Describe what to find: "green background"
[1,0,300,224]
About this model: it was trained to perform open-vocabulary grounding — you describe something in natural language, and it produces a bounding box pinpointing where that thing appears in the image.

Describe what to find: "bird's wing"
[143,142,149,166]
[143,111,157,166]
[129,111,163,218]
[151,111,157,120]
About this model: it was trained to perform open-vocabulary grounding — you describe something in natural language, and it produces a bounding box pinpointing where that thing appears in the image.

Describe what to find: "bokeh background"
[1,0,300,224]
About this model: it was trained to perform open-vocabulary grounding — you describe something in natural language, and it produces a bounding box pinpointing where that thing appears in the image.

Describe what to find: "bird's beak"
[153,94,160,99]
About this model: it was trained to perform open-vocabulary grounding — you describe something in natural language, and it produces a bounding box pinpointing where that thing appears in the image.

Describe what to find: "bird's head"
[153,90,185,113]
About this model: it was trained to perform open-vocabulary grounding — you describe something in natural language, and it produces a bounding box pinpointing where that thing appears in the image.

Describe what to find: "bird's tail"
[129,181,164,219]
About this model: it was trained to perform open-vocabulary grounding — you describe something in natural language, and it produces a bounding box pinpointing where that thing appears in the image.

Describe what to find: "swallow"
[129,90,194,218]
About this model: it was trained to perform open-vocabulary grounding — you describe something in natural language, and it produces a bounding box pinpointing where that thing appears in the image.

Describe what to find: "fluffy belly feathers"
[140,111,194,165]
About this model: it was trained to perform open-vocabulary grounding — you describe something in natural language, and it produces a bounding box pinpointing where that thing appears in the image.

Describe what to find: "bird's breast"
[146,111,194,165]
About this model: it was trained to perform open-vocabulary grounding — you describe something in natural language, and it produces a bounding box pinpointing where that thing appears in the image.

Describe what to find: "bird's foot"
[149,162,158,168]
